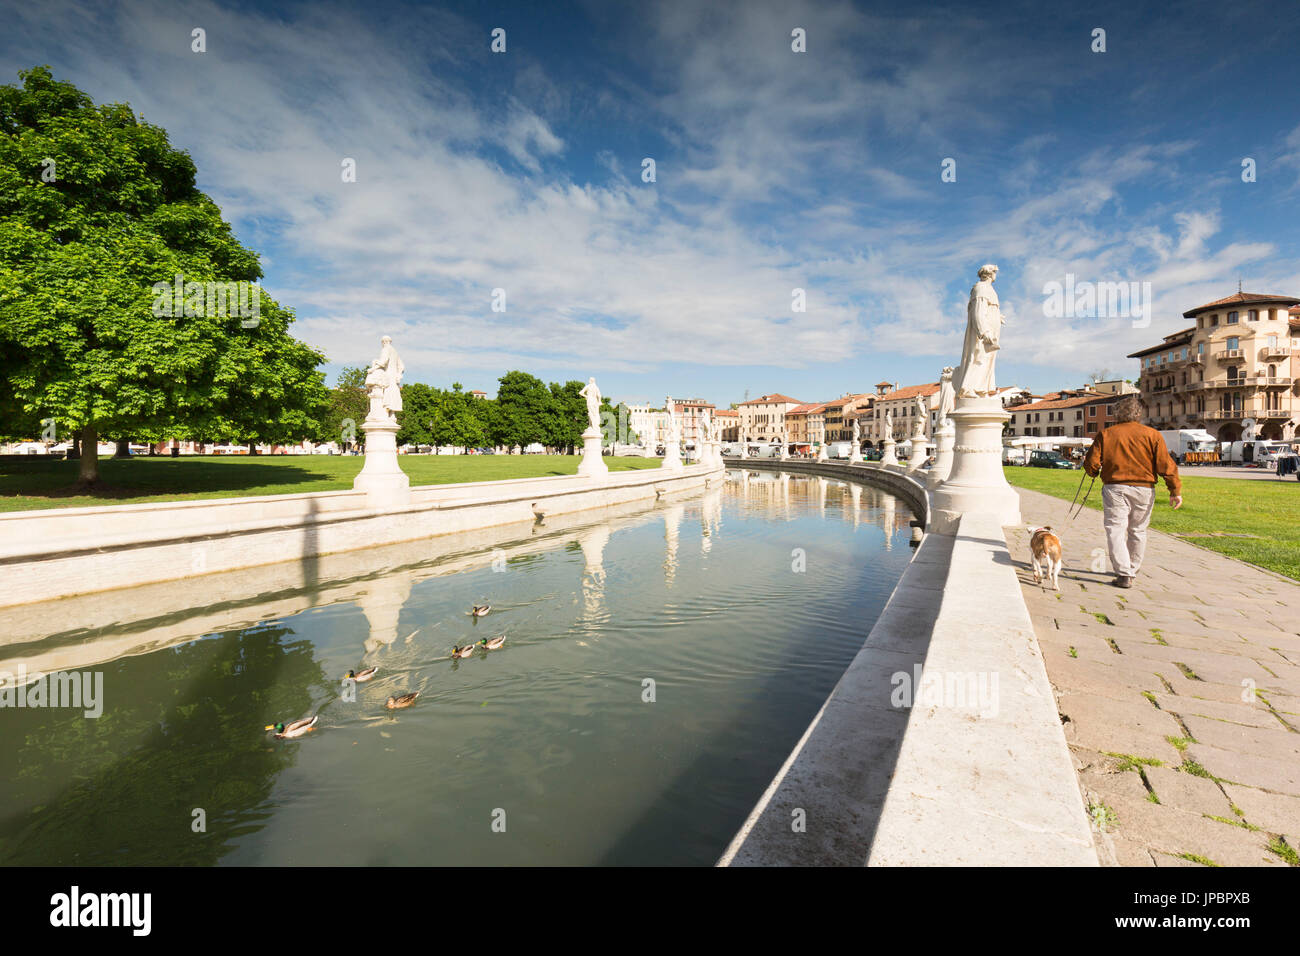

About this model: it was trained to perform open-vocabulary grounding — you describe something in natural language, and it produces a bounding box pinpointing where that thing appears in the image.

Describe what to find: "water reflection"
[579,524,611,621]
[360,575,413,656]
[663,502,683,586]
[0,467,918,866]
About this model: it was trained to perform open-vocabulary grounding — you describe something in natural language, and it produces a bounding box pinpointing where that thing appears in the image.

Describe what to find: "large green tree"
[0,67,326,483]
[493,370,552,450]
[318,365,367,448]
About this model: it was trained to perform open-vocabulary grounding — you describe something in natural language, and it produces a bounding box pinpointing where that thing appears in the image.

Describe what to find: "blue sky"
[4,0,1299,407]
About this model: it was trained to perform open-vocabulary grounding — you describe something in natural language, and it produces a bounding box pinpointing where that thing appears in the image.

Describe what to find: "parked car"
[1028,449,1078,469]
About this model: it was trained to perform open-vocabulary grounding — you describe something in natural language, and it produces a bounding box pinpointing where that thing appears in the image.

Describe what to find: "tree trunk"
[77,425,99,486]
[249,444,259,455]
[114,439,131,458]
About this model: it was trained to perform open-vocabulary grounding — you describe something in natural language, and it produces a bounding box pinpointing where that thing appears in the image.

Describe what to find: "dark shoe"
[1114,575,1133,589]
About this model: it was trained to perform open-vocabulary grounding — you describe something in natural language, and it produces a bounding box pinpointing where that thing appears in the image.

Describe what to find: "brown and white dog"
[1028,525,1063,590]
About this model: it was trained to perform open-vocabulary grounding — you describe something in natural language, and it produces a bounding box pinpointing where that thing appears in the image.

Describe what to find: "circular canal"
[0,469,918,865]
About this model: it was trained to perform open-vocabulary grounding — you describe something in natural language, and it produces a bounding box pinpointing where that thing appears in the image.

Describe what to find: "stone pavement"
[1005,487,1300,867]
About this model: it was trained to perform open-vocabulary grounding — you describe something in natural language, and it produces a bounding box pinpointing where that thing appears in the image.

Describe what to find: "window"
[1268,335,1278,348]
[1248,310,1258,321]
[1181,348,1188,360]
[1209,315,1219,327]
[1227,336,1239,350]
[1088,405,1097,417]
[1198,342,1205,356]
[1227,311,1239,324]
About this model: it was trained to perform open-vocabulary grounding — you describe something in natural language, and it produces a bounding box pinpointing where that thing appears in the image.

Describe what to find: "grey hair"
[1113,395,1145,423]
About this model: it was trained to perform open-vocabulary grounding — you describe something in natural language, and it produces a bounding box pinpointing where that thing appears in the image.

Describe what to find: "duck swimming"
[345,667,378,682]
[469,605,491,618]
[265,716,318,739]
[451,644,475,659]
[385,692,419,710]
[479,635,506,650]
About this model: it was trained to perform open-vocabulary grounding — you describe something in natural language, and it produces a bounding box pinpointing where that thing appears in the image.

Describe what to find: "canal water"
[0,470,916,866]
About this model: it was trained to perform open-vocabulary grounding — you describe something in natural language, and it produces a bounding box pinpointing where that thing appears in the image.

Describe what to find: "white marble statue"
[579,377,602,432]
[915,395,927,420]
[852,418,860,443]
[885,410,893,437]
[957,264,1006,398]
[699,410,711,444]
[938,366,956,423]
[366,335,405,422]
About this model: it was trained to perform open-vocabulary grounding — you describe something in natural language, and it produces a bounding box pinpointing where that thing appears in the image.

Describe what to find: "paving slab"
[1221,784,1300,834]
[1010,485,1300,867]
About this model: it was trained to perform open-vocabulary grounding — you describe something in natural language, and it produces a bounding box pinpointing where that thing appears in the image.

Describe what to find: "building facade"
[865,382,940,445]
[821,393,873,442]
[1006,390,1117,438]
[1128,292,1300,441]
[666,397,716,447]
[737,393,804,442]
[784,402,826,450]
[714,408,740,442]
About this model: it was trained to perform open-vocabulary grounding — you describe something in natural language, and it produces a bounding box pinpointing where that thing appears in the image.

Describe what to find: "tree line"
[320,368,638,453]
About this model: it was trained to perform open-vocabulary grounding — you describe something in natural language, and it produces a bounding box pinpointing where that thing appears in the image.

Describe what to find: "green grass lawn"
[0,454,665,513]
[1003,466,1300,581]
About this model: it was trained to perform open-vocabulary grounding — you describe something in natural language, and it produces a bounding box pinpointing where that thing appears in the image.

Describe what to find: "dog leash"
[1068,473,1096,522]
[1066,468,1088,519]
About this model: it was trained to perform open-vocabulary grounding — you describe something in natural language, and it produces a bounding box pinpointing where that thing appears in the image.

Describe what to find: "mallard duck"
[265,715,318,739]
[385,692,419,710]
[345,667,378,682]
[469,605,491,617]
[479,635,506,650]
[451,644,475,659]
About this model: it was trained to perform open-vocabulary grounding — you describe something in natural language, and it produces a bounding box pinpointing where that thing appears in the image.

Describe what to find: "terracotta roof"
[713,408,738,417]
[821,393,872,409]
[1126,328,1195,358]
[785,402,826,415]
[737,393,803,406]
[1013,392,1108,412]
[877,382,940,402]
[1182,292,1300,318]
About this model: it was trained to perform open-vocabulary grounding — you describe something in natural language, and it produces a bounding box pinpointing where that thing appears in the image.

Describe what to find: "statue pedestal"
[930,397,1020,534]
[849,442,863,463]
[779,443,789,461]
[927,421,956,489]
[816,443,828,462]
[880,438,897,466]
[907,426,928,472]
[577,427,608,478]
[354,417,411,510]
[661,439,683,472]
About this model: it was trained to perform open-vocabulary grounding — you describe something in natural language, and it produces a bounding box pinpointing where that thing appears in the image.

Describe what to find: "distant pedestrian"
[1082,396,1183,588]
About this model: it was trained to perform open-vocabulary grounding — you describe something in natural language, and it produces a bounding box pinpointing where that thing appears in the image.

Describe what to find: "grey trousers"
[1102,484,1155,577]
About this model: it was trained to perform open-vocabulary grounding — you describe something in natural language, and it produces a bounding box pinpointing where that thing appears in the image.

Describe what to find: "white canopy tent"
[1005,436,1093,447]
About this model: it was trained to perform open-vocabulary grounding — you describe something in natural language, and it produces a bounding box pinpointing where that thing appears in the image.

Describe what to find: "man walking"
[1082,396,1183,588]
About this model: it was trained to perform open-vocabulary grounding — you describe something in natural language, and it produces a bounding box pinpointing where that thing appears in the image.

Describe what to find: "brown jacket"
[1083,421,1181,495]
